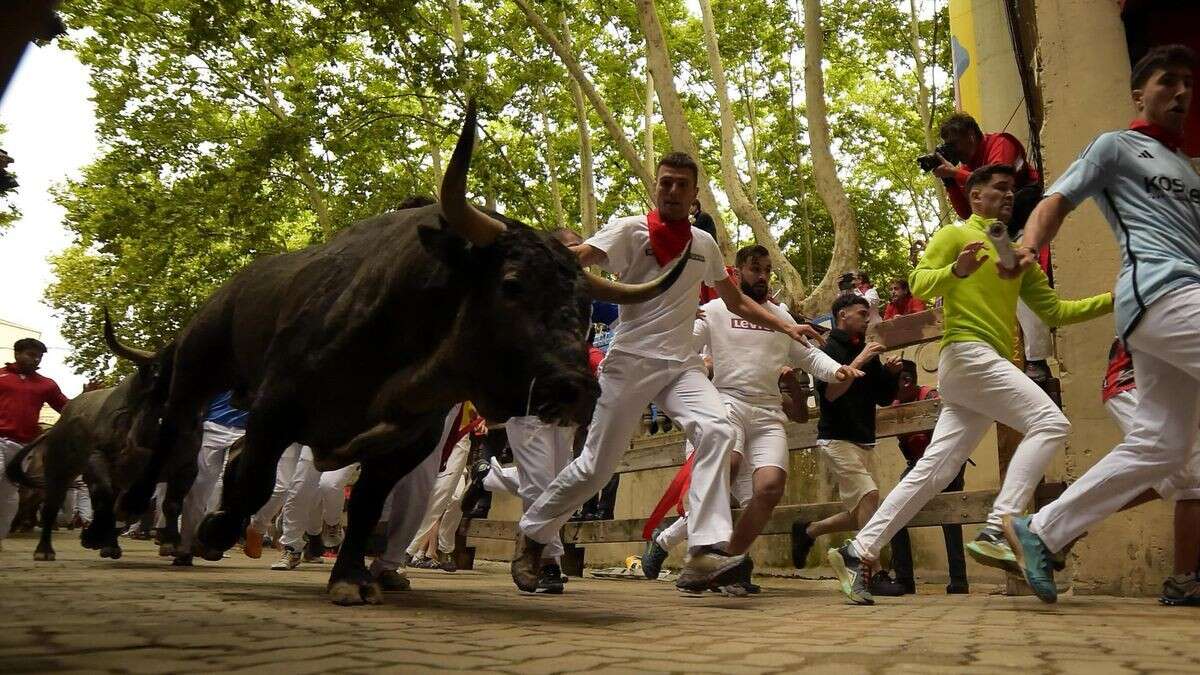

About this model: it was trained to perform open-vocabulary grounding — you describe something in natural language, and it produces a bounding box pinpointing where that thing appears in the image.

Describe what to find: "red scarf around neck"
[1130,118,1184,152]
[646,209,692,266]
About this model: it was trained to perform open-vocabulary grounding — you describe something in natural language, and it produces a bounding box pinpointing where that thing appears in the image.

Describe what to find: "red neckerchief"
[1130,118,1183,152]
[646,209,692,266]
[642,453,696,540]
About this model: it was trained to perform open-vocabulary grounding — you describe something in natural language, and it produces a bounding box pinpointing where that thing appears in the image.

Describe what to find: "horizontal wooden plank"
[464,482,1067,545]
[615,397,943,474]
[867,307,944,351]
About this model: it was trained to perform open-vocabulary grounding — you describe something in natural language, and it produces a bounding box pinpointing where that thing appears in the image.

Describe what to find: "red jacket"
[883,295,927,320]
[0,363,68,443]
[946,132,1040,220]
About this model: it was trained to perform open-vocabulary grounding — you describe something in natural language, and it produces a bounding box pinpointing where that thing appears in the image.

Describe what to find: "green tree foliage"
[49,0,951,378]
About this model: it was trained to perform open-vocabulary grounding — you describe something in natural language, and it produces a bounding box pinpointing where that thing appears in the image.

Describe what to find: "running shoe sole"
[826,547,874,606]
[965,539,1021,576]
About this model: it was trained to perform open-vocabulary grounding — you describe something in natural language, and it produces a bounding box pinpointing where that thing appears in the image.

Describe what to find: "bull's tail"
[4,431,48,489]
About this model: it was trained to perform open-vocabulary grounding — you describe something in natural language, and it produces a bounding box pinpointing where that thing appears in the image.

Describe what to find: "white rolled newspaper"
[987,222,1016,271]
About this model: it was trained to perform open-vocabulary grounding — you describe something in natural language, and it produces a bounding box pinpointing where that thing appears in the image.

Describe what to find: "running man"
[1001,45,1199,603]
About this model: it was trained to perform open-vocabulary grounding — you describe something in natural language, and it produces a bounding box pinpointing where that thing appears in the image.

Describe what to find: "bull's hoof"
[327,579,383,606]
[172,554,194,566]
[196,511,241,554]
[100,545,123,559]
[327,566,383,606]
[33,548,55,561]
[192,543,224,562]
[80,525,105,550]
[158,542,183,557]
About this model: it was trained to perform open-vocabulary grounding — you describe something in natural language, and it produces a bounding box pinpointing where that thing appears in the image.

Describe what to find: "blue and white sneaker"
[1002,515,1057,603]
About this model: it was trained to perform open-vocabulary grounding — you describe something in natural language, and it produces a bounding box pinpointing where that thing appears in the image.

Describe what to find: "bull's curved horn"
[103,308,155,365]
[585,239,693,305]
[440,99,507,247]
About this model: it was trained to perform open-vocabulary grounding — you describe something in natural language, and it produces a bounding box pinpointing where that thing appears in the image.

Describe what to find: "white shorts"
[1106,390,1200,502]
[724,394,789,473]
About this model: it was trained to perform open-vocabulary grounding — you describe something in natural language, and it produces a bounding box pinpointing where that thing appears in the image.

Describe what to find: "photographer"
[925,113,1053,381]
[924,113,1041,236]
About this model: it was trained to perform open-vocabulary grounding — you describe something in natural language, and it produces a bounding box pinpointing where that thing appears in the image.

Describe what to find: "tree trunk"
[449,0,464,55]
[419,97,444,192]
[785,13,815,284]
[644,69,655,178]
[799,0,859,316]
[541,104,567,229]
[561,15,597,236]
[697,0,806,304]
[634,0,734,262]
[514,0,654,202]
[908,0,951,227]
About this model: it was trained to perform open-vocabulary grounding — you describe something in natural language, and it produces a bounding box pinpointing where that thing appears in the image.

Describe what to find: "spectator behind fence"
[883,279,926,320]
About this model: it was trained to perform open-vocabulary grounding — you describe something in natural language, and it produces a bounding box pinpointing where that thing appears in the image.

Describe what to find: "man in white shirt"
[513,153,823,594]
[642,245,859,591]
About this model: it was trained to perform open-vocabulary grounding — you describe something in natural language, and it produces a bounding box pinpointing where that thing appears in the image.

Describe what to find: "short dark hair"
[891,278,910,292]
[900,359,918,379]
[1131,44,1196,90]
[735,244,770,267]
[939,113,983,143]
[13,338,47,354]
[837,271,856,291]
[831,293,869,318]
[965,163,1017,195]
[656,152,699,183]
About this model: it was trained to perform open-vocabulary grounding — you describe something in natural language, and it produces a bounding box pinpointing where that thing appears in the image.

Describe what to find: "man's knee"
[1032,411,1071,441]
[753,478,785,507]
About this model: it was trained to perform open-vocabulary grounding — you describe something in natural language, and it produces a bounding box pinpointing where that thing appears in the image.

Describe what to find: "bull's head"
[103,310,170,455]
[425,101,688,426]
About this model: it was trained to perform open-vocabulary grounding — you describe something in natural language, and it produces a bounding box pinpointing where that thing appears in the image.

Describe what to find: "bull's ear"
[419,221,470,267]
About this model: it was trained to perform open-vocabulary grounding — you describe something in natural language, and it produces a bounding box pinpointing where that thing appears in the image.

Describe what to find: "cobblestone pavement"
[1,535,1197,674]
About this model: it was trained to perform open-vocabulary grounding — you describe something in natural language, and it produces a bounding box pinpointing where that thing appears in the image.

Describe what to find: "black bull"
[4,345,186,562]
[114,102,689,605]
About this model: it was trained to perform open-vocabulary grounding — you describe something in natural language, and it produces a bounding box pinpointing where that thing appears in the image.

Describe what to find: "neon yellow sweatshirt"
[910,214,1113,358]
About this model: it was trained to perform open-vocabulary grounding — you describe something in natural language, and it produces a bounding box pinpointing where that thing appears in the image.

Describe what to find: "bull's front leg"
[81,453,123,560]
[35,478,68,561]
[159,458,198,560]
[327,458,405,606]
[197,411,290,555]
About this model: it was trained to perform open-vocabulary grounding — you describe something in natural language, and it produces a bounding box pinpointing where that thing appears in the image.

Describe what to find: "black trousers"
[890,461,968,586]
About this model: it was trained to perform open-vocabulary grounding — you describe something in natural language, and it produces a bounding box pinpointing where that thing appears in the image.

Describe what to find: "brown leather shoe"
[510,533,545,592]
[243,525,264,559]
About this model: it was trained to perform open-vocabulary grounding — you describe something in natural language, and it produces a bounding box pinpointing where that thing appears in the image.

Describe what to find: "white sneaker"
[271,547,301,570]
[321,523,344,548]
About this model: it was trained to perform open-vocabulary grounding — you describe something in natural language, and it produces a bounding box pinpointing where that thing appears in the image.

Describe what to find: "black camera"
[917,142,961,172]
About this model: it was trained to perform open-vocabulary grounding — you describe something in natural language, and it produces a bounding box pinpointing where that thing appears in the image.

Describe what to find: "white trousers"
[59,480,93,525]
[407,433,472,556]
[277,446,357,550]
[1105,391,1200,502]
[249,444,299,533]
[492,417,577,560]
[658,396,789,551]
[1033,286,1200,551]
[372,407,460,574]
[484,459,520,494]
[0,438,22,539]
[853,341,1069,558]
[180,421,245,550]
[520,351,736,550]
[1017,299,1054,361]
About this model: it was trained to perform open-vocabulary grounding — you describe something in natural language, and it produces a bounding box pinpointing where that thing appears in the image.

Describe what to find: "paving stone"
[0,535,1195,674]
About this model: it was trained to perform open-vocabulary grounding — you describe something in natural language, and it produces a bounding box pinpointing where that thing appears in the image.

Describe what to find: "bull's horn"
[103,308,155,365]
[440,99,507,247]
[585,239,693,305]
